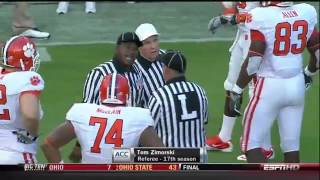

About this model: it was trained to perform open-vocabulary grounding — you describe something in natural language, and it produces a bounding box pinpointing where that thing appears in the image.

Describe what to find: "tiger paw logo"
[23,43,35,58]
[30,76,40,86]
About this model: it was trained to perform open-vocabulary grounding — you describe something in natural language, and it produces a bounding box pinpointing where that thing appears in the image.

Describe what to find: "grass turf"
[36,41,319,163]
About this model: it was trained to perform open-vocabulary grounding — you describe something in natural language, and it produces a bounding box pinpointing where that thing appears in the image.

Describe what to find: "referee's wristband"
[232,84,244,94]
[304,66,317,77]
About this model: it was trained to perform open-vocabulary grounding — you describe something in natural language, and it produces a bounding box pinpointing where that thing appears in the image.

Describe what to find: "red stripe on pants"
[242,77,265,152]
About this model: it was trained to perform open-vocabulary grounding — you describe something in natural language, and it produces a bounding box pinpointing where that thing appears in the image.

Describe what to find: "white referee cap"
[135,23,159,41]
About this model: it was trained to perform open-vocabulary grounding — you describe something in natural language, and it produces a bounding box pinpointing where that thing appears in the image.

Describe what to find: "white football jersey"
[66,103,154,163]
[0,71,44,154]
[227,2,260,52]
[246,3,318,78]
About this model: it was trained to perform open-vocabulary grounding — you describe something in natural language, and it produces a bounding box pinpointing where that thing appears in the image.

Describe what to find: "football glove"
[12,129,38,144]
[208,15,231,34]
[221,14,237,25]
[208,15,238,34]
[208,16,224,34]
[229,91,242,117]
[303,72,313,90]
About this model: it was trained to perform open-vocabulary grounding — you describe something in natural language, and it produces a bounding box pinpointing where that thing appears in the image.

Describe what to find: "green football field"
[36,42,319,163]
[0,2,318,163]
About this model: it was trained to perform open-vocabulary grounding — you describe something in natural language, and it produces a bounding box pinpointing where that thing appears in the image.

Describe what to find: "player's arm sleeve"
[235,29,266,89]
[244,9,264,30]
[148,94,161,126]
[20,72,45,93]
[82,69,104,104]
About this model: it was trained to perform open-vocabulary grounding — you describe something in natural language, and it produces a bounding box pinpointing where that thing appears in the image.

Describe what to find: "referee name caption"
[112,148,203,163]
[136,148,202,163]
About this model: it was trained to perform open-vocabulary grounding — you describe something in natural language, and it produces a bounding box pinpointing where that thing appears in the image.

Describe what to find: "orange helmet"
[99,73,130,105]
[1,36,40,71]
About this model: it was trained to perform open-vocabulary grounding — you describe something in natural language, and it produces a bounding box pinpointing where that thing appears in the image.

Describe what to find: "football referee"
[82,32,144,107]
[148,50,209,149]
[135,23,166,107]
[69,32,144,162]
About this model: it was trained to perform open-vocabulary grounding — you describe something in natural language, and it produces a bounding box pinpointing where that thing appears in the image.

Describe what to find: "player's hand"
[12,129,38,144]
[303,72,313,90]
[221,14,237,25]
[208,16,223,34]
[68,143,82,163]
[229,91,242,116]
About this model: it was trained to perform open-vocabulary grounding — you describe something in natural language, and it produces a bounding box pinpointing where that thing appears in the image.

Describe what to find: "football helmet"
[260,1,293,7]
[99,73,130,105]
[1,35,40,71]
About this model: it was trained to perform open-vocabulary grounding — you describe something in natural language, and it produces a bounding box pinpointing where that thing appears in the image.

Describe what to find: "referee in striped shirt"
[134,23,166,107]
[148,50,209,149]
[69,32,144,162]
[135,23,164,108]
[82,32,144,107]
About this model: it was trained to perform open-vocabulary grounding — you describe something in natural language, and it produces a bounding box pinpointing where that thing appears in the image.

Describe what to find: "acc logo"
[112,148,131,163]
[30,76,41,86]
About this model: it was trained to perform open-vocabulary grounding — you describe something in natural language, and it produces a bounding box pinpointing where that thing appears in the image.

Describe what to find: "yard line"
[38,47,52,62]
[37,37,233,47]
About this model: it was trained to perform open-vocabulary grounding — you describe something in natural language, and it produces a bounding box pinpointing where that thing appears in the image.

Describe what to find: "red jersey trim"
[248,50,264,57]
[21,90,42,96]
[250,30,266,42]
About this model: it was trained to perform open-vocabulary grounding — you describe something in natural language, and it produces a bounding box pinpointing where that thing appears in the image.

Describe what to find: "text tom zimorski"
[136,149,175,155]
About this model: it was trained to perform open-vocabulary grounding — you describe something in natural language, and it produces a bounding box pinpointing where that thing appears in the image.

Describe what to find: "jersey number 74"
[89,117,124,153]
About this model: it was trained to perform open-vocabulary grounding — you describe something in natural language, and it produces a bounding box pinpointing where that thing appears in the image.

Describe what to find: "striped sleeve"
[82,69,104,104]
[202,88,209,125]
[148,93,162,126]
[199,86,209,124]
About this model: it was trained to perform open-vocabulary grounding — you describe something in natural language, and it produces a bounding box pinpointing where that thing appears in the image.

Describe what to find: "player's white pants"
[241,74,305,153]
[0,149,37,164]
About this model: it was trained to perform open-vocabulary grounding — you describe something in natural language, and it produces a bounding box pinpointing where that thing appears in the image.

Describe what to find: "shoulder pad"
[1,71,44,95]
[66,103,98,123]
[245,7,268,30]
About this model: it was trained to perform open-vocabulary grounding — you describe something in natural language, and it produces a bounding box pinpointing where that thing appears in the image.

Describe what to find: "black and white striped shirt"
[135,49,165,107]
[148,76,208,148]
[83,59,144,107]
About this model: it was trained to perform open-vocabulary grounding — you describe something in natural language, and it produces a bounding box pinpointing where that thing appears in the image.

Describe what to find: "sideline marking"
[38,38,233,47]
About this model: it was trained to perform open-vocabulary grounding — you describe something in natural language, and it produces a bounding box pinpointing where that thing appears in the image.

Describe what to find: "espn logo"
[263,164,300,171]
[112,148,131,163]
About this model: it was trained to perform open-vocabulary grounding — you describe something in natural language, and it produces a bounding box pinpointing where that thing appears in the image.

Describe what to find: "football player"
[0,36,44,164]
[229,1,319,162]
[41,73,164,163]
[206,1,274,161]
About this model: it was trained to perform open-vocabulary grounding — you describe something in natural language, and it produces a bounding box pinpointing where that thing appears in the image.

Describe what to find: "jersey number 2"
[273,20,308,56]
[0,85,11,121]
[89,117,124,153]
